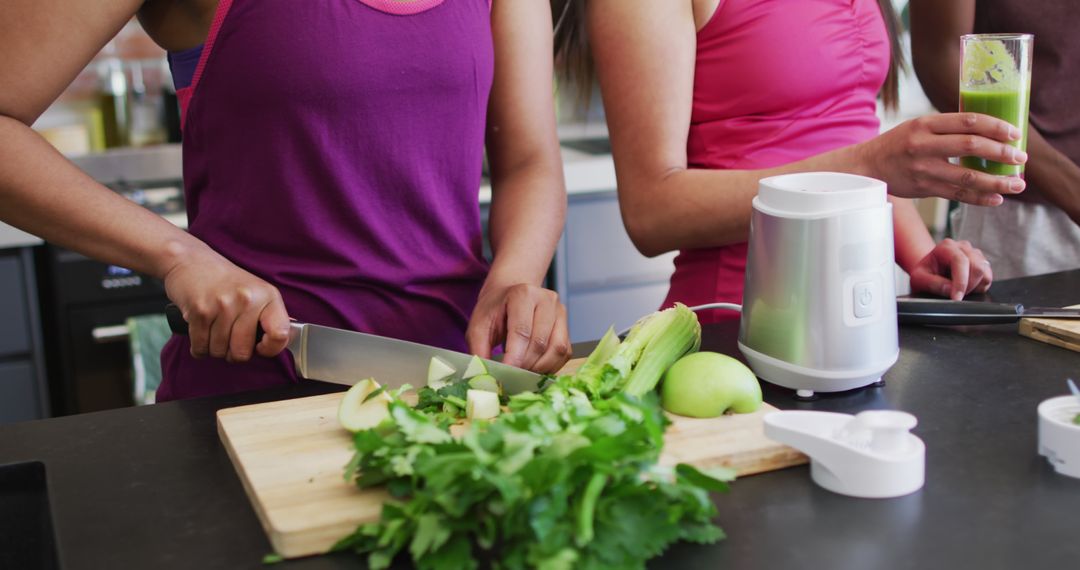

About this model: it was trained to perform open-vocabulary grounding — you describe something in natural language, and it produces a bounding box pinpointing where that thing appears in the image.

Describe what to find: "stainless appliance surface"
[164,304,545,394]
[897,298,1080,325]
[739,173,900,394]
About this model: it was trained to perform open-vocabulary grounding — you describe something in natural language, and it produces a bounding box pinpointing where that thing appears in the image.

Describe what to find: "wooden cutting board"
[218,359,807,559]
[1019,304,1080,353]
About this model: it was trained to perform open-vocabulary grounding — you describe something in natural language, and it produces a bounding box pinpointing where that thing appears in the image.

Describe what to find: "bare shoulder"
[137,0,218,51]
[692,0,721,31]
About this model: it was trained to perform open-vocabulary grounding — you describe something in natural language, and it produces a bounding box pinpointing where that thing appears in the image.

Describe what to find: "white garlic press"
[763,409,925,498]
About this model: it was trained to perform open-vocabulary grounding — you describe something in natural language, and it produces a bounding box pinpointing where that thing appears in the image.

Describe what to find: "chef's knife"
[164,304,545,394]
[897,299,1080,325]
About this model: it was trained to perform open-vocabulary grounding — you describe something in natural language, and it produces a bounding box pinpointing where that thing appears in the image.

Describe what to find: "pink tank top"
[662,0,889,322]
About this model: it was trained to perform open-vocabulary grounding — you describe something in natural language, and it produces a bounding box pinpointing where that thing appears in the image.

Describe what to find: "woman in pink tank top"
[556,0,1024,322]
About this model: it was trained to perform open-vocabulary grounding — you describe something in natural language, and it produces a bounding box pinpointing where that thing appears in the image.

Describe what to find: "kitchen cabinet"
[0,255,31,356]
[0,362,40,423]
[0,248,49,423]
[555,191,676,342]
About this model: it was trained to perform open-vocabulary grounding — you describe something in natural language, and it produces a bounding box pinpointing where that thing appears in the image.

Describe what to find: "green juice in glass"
[960,87,1030,176]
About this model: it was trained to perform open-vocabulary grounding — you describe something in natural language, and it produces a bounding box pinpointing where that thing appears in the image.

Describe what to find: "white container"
[764,410,924,499]
[739,173,899,396]
[1038,395,1080,479]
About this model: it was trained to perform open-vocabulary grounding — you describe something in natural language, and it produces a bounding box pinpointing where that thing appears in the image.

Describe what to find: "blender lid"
[756,172,887,218]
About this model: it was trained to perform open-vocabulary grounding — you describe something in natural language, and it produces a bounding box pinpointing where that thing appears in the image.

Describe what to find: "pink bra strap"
[354,0,447,15]
[180,0,235,128]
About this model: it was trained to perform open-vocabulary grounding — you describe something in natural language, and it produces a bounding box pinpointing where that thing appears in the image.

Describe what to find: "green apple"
[660,352,762,418]
[337,378,392,432]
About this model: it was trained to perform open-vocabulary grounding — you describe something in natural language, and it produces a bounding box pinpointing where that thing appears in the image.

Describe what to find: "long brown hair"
[552,0,905,111]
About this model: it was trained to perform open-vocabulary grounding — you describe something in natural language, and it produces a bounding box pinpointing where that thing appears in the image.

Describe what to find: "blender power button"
[853,281,876,318]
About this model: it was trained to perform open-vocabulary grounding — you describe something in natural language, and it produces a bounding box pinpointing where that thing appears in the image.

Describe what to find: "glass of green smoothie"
[959,33,1033,177]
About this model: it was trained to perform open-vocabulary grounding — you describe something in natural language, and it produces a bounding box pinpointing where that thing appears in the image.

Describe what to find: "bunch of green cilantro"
[334,378,732,569]
[334,305,728,568]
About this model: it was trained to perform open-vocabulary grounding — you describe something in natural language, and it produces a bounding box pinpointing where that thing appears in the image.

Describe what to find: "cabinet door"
[0,361,41,423]
[568,283,671,343]
[0,255,30,357]
[565,196,676,290]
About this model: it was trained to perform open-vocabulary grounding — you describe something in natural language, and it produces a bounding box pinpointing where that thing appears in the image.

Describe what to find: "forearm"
[619,143,871,256]
[0,115,207,279]
[890,197,936,272]
[485,161,566,287]
[1020,127,1080,221]
[909,0,971,114]
[912,44,961,114]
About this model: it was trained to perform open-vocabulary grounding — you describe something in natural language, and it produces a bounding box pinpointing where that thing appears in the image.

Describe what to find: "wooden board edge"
[1019,317,1080,354]
[216,392,343,419]
[731,449,808,477]
[678,446,808,478]
[1019,325,1080,353]
[217,413,297,557]
[217,401,388,559]
[272,519,365,559]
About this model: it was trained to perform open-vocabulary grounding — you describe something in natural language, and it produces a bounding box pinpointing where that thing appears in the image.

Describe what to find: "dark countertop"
[2,270,1080,570]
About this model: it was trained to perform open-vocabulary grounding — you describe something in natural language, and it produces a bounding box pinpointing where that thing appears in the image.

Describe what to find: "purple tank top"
[158,0,493,401]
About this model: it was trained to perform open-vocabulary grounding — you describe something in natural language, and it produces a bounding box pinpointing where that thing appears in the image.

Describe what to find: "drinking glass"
[959,33,1033,177]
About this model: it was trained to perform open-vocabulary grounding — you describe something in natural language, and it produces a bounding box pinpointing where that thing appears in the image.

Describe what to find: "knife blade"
[164,304,545,394]
[897,299,1080,325]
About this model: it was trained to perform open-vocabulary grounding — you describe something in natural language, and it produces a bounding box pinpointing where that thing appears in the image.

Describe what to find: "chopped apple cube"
[465,389,500,420]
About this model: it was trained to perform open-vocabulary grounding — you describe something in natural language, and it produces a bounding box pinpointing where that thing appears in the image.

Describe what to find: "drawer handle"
[91,324,130,343]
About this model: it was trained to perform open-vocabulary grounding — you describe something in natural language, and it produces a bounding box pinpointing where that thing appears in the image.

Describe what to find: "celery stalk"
[558,304,701,399]
[577,326,620,376]
[620,304,701,397]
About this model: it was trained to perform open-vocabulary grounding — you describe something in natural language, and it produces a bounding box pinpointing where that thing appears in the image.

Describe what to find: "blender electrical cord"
[616,303,743,337]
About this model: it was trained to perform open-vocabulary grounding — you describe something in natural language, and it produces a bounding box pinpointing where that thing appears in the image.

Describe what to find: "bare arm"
[0,0,176,271]
[589,0,1026,257]
[909,0,972,115]
[0,0,289,361]
[911,0,1080,223]
[466,0,570,372]
[892,198,936,272]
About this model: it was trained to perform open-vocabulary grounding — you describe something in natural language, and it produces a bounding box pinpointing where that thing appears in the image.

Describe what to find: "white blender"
[737,172,900,398]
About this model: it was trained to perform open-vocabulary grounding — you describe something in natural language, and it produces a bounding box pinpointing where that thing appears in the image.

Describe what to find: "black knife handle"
[165,303,265,342]
[896,299,1022,325]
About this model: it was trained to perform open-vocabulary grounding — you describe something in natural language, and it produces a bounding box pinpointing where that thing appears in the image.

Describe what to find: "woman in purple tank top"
[0,0,571,400]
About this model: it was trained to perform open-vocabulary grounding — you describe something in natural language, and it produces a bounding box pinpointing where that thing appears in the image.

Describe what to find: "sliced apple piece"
[462,355,488,380]
[467,373,501,394]
[427,356,456,390]
[338,378,392,432]
[465,389,500,420]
